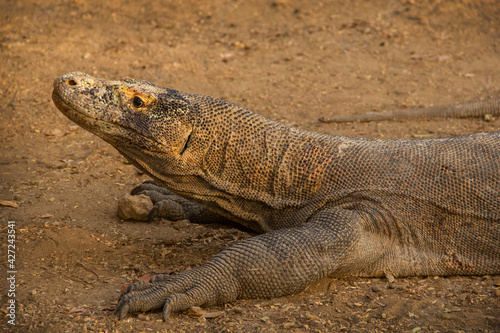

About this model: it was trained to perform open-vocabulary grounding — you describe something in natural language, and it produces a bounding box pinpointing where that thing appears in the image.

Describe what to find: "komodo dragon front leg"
[115,208,359,320]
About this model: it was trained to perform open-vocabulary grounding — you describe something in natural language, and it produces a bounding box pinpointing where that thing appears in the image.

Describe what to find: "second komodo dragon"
[52,72,500,321]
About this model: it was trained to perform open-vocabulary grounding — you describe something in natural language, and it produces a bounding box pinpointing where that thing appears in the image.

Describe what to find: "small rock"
[305,312,321,321]
[187,306,205,317]
[371,285,382,293]
[137,314,150,321]
[117,193,153,221]
[389,282,407,290]
[44,128,63,137]
[493,289,500,297]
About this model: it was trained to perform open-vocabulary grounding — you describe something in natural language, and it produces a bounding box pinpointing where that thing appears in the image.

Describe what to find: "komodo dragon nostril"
[67,79,78,86]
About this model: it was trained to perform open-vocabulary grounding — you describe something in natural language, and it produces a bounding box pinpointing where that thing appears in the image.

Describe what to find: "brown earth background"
[1,0,499,332]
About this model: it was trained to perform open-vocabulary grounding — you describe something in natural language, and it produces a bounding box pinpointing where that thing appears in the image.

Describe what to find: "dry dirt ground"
[1,0,500,332]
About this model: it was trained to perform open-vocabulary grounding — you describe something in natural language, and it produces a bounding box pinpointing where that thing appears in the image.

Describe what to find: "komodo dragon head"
[52,72,227,182]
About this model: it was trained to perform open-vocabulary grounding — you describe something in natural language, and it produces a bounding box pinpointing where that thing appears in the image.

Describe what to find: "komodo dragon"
[319,97,500,123]
[52,72,500,321]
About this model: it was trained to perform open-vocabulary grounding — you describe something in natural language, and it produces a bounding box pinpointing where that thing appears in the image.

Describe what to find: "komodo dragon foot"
[132,180,231,225]
[115,264,238,321]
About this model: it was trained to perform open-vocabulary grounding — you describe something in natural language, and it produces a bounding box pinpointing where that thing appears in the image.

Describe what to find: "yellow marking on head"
[118,87,155,110]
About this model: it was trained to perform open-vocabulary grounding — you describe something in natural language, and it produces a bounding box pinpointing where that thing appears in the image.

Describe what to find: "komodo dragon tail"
[319,97,500,123]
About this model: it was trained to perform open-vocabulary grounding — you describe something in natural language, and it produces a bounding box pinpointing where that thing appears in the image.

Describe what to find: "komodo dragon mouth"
[52,87,106,129]
[53,72,134,132]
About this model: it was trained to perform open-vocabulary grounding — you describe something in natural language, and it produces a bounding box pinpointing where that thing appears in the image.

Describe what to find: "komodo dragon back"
[52,72,500,321]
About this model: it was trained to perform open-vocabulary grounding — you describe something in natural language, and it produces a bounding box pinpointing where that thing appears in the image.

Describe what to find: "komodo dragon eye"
[132,96,144,108]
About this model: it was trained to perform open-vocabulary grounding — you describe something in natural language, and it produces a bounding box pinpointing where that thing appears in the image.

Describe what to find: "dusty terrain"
[1,0,499,332]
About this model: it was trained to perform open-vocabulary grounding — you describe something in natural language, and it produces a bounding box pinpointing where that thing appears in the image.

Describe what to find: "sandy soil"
[1,0,499,332]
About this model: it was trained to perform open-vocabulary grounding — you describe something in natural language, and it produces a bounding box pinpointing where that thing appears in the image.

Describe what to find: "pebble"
[117,193,153,221]
[305,312,321,321]
[137,314,150,321]
[187,306,205,317]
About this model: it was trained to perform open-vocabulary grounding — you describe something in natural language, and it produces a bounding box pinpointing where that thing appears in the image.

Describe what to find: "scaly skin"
[52,72,500,321]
